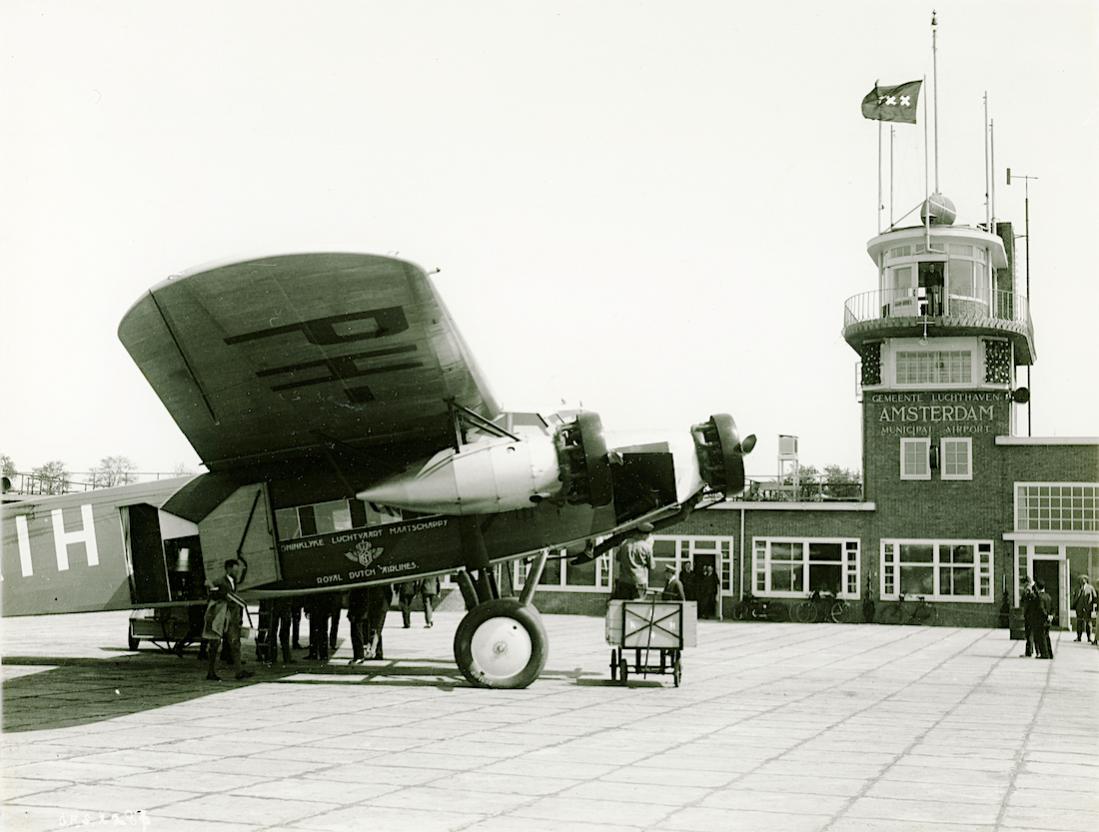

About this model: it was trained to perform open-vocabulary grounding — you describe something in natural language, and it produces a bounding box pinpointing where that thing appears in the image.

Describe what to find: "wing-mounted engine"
[691,414,756,496]
[554,411,612,507]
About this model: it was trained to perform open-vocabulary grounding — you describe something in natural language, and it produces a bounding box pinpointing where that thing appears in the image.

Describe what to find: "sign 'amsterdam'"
[869,391,1009,436]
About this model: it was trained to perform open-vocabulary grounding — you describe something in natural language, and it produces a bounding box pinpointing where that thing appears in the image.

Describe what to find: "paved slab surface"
[3,610,1097,832]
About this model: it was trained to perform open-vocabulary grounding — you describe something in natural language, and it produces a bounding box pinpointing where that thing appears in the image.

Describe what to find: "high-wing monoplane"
[1,253,754,688]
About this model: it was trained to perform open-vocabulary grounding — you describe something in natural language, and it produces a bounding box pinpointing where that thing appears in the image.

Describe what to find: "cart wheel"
[610,649,619,681]
[619,657,629,686]
[127,633,139,651]
[673,658,682,687]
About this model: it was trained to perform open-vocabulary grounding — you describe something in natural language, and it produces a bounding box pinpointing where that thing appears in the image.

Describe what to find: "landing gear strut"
[452,536,549,689]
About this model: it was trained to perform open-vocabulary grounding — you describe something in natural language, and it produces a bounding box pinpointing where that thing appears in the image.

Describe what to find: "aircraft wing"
[119,253,499,470]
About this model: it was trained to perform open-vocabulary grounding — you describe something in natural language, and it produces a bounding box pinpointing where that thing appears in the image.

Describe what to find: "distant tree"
[171,462,195,477]
[821,465,862,500]
[91,455,137,488]
[32,460,69,495]
[0,454,16,477]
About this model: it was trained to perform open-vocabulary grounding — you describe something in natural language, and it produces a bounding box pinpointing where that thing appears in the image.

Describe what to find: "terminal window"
[895,350,972,385]
[940,437,973,480]
[900,438,931,480]
[881,540,993,601]
[1015,484,1099,532]
[752,538,860,599]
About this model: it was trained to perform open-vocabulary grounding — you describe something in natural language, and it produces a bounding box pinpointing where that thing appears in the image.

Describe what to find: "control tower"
[842,194,1036,503]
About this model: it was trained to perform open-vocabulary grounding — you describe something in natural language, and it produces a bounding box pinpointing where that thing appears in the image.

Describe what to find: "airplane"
[1,252,755,688]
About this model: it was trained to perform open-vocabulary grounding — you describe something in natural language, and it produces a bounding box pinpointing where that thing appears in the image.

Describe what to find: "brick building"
[528,195,1099,629]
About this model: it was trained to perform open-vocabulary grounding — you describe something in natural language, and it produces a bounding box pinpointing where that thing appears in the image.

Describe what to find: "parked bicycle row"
[729,591,939,625]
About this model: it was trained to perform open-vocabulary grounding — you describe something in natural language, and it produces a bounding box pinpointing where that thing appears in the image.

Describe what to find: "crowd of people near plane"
[201,556,441,681]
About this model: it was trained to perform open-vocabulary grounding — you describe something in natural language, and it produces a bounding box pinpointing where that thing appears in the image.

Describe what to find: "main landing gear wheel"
[128,633,140,651]
[453,598,548,689]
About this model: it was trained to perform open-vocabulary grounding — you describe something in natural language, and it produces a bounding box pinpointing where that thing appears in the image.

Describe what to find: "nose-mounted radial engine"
[356,406,614,515]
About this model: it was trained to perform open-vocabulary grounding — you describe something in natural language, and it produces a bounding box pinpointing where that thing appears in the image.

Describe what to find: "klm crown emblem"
[345,540,383,568]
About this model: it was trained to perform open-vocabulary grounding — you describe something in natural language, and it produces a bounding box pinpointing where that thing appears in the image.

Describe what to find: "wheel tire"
[794,602,816,624]
[769,603,790,623]
[610,650,619,681]
[619,657,629,686]
[128,633,140,651]
[453,599,548,689]
[830,601,849,624]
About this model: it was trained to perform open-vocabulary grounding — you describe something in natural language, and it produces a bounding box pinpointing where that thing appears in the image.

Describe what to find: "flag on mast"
[861,80,922,124]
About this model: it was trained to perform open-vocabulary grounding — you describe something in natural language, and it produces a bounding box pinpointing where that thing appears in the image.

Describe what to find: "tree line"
[1,454,194,495]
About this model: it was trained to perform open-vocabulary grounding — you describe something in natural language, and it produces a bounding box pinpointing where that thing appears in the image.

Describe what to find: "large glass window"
[901,438,931,480]
[881,540,993,601]
[896,351,972,385]
[1015,483,1099,532]
[752,538,861,598]
[275,498,402,541]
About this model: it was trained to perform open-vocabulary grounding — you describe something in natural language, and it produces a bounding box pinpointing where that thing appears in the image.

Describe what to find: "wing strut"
[446,398,518,452]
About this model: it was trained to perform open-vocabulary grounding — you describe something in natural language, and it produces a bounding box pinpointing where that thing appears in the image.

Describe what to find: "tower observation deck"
[843,198,1035,394]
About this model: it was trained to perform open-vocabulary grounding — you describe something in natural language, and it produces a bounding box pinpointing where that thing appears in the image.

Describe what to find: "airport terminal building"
[530,201,1099,629]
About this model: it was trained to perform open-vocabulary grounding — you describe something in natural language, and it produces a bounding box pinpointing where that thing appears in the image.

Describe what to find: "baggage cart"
[605,599,697,686]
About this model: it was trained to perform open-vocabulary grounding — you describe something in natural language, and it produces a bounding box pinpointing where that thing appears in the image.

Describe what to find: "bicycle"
[793,590,849,624]
[879,593,938,625]
[731,593,789,622]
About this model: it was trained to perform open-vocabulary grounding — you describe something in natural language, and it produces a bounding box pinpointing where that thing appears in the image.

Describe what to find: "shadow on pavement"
[1,650,605,733]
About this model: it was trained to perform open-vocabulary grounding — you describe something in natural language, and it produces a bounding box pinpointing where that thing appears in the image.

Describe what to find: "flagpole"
[878,118,883,233]
[932,10,940,193]
[990,118,996,228]
[984,92,990,230]
[923,74,930,251]
[890,126,895,229]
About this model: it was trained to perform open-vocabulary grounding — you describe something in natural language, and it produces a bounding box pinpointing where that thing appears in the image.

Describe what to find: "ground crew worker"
[662,565,686,601]
[347,587,369,664]
[1071,575,1097,643]
[364,584,394,660]
[611,523,655,600]
[202,558,253,682]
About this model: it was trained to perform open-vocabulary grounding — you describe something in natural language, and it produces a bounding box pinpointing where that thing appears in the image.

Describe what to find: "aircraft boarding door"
[120,503,171,605]
[196,483,281,590]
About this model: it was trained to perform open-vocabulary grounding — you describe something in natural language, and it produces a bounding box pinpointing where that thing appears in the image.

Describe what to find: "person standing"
[420,576,439,628]
[329,591,346,650]
[272,596,295,664]
[347,587,369,664]
[1036,580,1055,660]
[290,597,304,650]
[306,593,331,662]
[363,584,394,660]
[1020,576,1039,658]
[698,564,720,619]
[398,580,420,629]
[661,566,686,601]
[202,558,254,682]
[680,562,697,603]
[611,523,655,600]
[1071,575,1097,643]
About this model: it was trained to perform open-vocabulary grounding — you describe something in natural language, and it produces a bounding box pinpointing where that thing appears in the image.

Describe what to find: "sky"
[2,0,1097,481]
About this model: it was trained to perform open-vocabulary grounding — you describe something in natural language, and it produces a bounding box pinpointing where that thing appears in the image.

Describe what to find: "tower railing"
[843,288,1029,328]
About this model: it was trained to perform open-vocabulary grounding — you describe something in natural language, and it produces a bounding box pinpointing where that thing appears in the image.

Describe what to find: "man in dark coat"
[363,584,394,660]
[347,587,369,664]
[679,562,697,602]
[1020,576,1039,657]
[1036,580,1055,660]
[698,564,720,619]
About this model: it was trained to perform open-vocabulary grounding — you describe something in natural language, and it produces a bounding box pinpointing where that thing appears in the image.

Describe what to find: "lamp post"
[1006,168,1037,436]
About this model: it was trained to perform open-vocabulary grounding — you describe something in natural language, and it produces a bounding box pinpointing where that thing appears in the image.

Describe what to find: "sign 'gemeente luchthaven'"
[869,391,1010,436]
[278,516,459,589]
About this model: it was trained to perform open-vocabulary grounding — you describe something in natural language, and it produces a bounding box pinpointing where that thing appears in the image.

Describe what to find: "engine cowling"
[691,414,755,496]
[356,411,614,515]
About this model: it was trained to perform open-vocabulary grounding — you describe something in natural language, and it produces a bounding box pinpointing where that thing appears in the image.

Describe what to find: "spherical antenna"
[920,192,956,225]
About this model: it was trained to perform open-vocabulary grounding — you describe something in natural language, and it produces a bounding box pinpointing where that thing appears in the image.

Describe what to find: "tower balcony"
[842,288,1035,364]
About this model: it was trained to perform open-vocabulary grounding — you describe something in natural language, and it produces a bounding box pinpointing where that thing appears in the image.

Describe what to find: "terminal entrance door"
[1019,543,1071,630]
[1032,558,1063,628]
